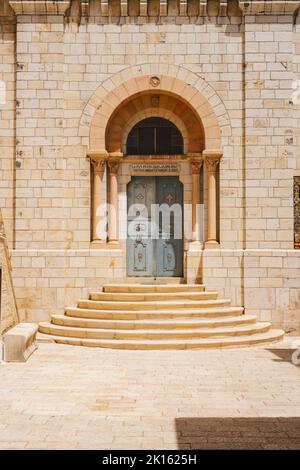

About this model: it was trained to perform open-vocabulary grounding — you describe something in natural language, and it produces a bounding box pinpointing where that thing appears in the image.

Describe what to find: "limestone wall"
[4,7,297,250]
[0,1,299,331]
[201,249,300,334]
[0,2,16,248]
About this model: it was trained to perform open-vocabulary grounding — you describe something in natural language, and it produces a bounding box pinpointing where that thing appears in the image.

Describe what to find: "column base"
[107,240,121,249]
[188,241,203,251]
[90,240,107,249]
[204,240,220,249]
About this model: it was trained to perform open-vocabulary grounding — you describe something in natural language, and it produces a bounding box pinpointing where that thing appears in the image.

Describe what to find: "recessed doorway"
[127,176,183,277]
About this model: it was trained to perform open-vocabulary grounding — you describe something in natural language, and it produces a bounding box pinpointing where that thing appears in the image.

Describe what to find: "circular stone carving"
[149,76,160,87]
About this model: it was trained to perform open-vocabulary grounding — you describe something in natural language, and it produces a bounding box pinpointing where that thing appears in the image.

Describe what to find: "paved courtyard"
[0,339,300,450]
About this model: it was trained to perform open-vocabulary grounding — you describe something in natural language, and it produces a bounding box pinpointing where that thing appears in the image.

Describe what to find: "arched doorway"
[126,117,184,277]
[87,77,223,281]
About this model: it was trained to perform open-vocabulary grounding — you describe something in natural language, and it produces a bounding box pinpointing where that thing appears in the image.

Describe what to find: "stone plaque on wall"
[131,163,181,175]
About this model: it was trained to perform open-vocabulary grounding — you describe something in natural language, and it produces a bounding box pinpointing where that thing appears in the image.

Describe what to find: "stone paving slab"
[0,339,300,450]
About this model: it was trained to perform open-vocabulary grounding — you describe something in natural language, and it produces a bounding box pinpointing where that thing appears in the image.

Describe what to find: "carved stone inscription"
[131,163,180,175]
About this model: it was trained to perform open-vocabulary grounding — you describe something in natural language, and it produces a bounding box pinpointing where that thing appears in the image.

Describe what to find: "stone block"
[3,322,38,362]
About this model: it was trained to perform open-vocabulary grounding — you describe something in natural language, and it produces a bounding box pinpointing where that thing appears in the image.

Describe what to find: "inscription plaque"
[131,163,180,175]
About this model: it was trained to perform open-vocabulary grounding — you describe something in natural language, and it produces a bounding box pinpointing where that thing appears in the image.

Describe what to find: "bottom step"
[38,329,284,350]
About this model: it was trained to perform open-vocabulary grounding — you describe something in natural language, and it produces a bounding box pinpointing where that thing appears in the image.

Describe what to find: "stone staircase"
[38,284,284,349]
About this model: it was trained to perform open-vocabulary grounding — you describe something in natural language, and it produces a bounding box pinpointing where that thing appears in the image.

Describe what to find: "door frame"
[126,175,184,277]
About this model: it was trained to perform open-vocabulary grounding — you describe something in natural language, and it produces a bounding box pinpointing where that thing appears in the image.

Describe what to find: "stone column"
[204,152,222,248]
[90,157,106,243]
[191,159,203,244]
[108,159,120,245]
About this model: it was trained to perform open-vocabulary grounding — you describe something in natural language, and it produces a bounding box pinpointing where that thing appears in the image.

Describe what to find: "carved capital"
[191,159,203,175]
[108,159,121,175]
[205,157,220,173]
[91,158,106,175]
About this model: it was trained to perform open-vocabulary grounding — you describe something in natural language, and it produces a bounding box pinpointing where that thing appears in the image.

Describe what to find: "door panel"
[127,176,183,277]
[127,177,155,276]
[156,177,183,277]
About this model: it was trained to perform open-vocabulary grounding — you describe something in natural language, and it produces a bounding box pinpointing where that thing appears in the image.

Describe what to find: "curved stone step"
[37,329,285,349]
[77,298,232,311]
[89,291,218,302]
[66,306,244,320]
[39,321,272,340]
[103,284,205,293]
[51,313,257,330]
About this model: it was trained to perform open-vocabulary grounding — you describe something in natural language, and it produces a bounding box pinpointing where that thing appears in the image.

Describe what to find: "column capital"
[91,158,106,175]
[203,150,222,172]
[203,150,223,172]
[190,159,203,175]
[205,157,220,172]
[108,158,121,175]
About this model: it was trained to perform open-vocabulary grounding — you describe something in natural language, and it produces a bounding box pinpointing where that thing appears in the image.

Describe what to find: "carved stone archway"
[83,65,229,249]
[104,90,205,155]
[79,63,231,153]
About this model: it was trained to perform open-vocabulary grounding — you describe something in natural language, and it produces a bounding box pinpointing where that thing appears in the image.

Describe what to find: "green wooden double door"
[127,176,183,277]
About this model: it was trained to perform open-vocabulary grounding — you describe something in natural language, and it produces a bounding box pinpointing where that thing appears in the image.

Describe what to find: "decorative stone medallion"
[149,76,160,87]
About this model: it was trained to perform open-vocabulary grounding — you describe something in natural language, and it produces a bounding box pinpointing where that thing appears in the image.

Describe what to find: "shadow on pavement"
[175,417,300,449]
[267,348,300,365]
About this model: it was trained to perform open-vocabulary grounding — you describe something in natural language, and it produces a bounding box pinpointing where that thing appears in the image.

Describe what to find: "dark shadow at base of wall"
[175,417,300,449]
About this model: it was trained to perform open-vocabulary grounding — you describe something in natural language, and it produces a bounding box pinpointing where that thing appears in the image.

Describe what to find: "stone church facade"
[0,0,300,335]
